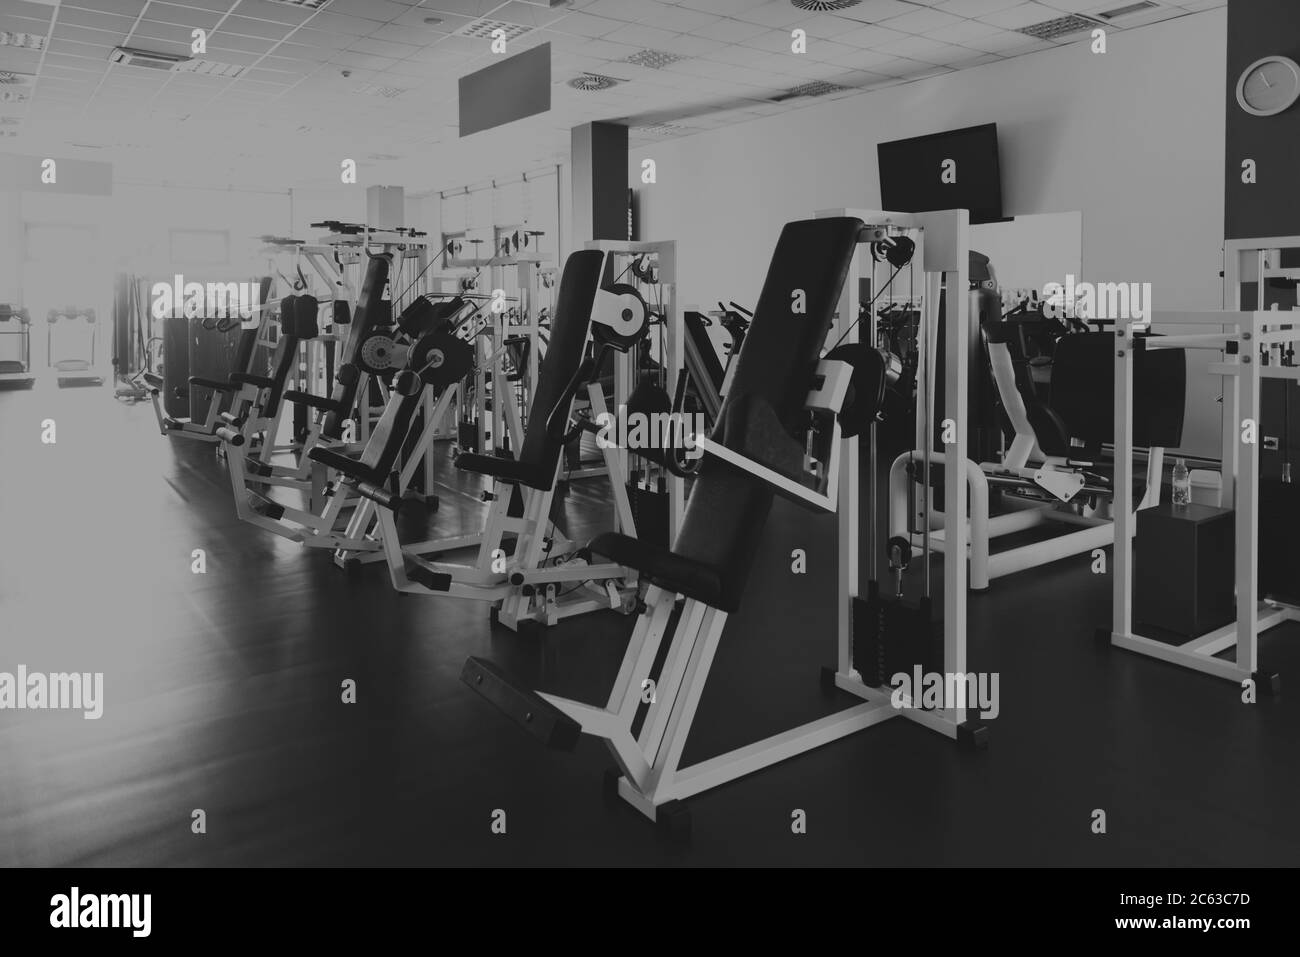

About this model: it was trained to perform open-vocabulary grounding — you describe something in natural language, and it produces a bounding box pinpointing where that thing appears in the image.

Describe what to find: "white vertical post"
[1113,323,1135,641]
[942,229,969,725]
[1236,323,1260,674]
[837,240,862,675]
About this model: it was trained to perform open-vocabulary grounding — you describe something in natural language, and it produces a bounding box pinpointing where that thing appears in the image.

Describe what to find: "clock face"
[1237,56,1300,117]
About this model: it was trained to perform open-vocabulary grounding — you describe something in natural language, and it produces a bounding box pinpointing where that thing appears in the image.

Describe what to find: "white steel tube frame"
[1108,309,1300,683]
[540,210,975,821]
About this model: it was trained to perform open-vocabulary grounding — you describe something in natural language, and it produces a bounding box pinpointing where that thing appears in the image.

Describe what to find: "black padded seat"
[453,453,552,489]
[589,531,724,607]
[188,375,238,393]
[589,217,864,612]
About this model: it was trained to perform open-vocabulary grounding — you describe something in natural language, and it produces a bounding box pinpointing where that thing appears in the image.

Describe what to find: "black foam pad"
[1051,332,1185,452]
[294,295,320,339]
[323,253,391,439]
[505,249,603,490]
[592,217,864,612]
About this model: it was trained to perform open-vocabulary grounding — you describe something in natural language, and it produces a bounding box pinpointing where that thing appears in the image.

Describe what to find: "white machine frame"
[526,209,980,824]
[1108,309,1299,685]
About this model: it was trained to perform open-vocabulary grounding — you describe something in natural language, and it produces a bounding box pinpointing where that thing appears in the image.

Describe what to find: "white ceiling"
[0,0,1224,192]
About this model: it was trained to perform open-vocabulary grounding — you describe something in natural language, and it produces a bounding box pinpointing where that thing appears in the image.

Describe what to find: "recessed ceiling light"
[0,31,47,50]
[1096,1,1159,17]
[624,49,686,70]
[769,79,851,101]
[633,123,689,137]
[264,0,333,9]
[423,17,443,25]
[352,84,406,98]
[0,71,37,86]
[174,59,244,78]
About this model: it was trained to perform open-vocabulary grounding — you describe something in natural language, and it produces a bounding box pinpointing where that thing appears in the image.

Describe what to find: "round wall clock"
[1236,55,1300,117]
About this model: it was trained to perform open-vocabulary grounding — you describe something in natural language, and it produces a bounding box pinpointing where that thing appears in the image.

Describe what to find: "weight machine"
[463,210,984,838]
[1106,302,1295,688]
[339,248,650,631]
[0,305,35,389]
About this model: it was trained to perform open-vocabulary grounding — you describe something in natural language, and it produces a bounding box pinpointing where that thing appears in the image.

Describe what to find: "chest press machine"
[334,248,665,632]
[462,211,986,838]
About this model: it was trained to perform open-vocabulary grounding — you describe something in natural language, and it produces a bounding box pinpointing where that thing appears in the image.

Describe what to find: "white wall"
[631,8,1227,455]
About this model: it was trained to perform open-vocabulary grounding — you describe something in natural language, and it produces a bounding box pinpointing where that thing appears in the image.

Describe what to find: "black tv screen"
[878,124,1004,225]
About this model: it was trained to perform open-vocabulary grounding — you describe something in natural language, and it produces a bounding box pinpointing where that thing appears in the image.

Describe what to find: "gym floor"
[3,387,1299,867]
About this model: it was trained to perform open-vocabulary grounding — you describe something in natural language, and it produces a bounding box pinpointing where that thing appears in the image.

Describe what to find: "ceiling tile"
[879,7,967,33]
[833,0,917,22]
[688,17,769,43]
[733,1,806,29]
[545,12,627,38]
[581,0,655,23]
[935,0,1026,14]
[601,22,682,49]
[61,0,148,16]
[836,24,912,49]
[980,2,1069,29]
[325,0,415,23]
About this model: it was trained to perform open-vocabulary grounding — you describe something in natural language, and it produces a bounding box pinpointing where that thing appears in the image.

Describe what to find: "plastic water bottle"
[1172,458,1191,507]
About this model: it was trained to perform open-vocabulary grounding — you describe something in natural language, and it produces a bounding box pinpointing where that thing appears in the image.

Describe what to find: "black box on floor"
[1259,479,1300,604]
[1134,502,1234,639]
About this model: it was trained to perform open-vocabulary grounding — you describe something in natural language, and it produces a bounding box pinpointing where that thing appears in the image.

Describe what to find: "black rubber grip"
[356,480,402,514]
[460,657,581,751]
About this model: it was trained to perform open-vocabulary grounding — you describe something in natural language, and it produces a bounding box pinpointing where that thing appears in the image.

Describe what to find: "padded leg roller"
[460,657,581,750]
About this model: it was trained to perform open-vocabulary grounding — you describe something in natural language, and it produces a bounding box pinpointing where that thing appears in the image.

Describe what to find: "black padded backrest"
[231,325,259,374]
[264,326,300,417]
[323,253,392,438]
[674,217,864,612]
[516,249,604,477]
[1051,332,1186,452]
[684,311,725,391]
[358,370,423,477]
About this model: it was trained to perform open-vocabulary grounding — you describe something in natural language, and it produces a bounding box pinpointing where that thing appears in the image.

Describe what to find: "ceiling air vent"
[624,49,686,69]
[1017,14,1108,41]
[769,80,851,102]
[1096,1,1158,18]
[456,19,534,43]
[0,116,21,126]
[265,0,333,9]
[790,0,862,10]
[110,46,190,70]
[0,31,47,50]
[0,71,37,86]
[568,73,623,91]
